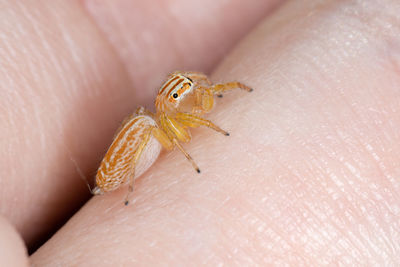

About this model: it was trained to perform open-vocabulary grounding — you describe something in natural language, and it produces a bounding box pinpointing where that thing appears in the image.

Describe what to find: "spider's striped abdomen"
[94,115,161,193]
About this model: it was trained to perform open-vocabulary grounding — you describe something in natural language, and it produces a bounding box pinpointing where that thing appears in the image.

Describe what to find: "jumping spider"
[92,71,253,205]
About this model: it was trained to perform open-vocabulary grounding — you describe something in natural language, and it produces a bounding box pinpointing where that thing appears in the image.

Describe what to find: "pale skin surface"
[1,0,400,265]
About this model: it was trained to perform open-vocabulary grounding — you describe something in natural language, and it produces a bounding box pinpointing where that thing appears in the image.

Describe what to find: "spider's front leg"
[191,80,253,114]
[210,81,253,97]
[159,113,201,173]
[176,112,229,136]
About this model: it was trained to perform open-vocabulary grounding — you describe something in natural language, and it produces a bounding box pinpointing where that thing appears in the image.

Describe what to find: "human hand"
[1,0,399,266]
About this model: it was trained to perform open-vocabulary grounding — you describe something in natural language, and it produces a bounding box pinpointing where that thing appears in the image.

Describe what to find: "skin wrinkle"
[266,85,372,262]
[0,0,136,246]
[214,1,398,266]
[322,9,396,253]
[310,133,394,262]
[84,0,281,104]
[11,0,398,265]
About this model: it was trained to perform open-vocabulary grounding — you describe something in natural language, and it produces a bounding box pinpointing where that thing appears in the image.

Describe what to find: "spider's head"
[155,74,195,113]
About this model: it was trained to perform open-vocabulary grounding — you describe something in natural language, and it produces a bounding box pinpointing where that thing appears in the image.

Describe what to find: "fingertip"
[0,216,29,267]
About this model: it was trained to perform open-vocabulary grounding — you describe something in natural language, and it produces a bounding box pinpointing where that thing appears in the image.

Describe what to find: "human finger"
[32,0,400,265]
[0,0,281,249]
[0,216,29,267]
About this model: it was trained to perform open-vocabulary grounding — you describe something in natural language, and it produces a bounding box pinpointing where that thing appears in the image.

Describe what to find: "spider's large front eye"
[172,93,179,99]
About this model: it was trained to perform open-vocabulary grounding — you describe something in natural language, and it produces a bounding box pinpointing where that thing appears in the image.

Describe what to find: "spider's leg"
[160,114,191,143]
[211,81,253,95]
[124,127,153,206]
[176,113,229,136]
[173,138,200,173]
[160,114,200,173]
[152,127,174,150]
[124,125,179,205]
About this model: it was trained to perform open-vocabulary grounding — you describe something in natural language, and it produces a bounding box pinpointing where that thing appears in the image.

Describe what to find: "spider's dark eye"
[172,93,179,99]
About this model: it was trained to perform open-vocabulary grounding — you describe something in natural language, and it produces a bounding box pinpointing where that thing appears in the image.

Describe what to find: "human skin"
[0,0,277,247]
[0,216,28,267]
[2,0,400,265]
